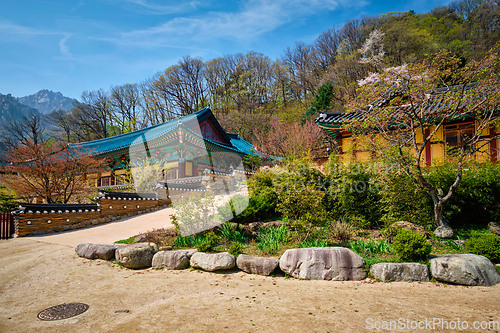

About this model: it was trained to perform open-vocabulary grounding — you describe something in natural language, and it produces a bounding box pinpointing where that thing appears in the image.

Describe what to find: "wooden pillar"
[193,161,198,177]
[490,127,497,163]
[178,159,185,179]
[425,129,431,168]
[338,134,343,155]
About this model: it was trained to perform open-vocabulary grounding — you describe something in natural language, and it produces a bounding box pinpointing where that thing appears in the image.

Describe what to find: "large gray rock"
[190,252,235,271]
[488,222,500,236]
[75,243,120,260]
[115,243,159,269]
[430,254,500,286]
[236,254,279,276]
[434,226,454,239]
[279,247,367,281]
[152,250,190,270]
[370,263,430,282]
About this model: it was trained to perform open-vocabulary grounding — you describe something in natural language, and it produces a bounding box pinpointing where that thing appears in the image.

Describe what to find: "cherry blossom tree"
[346,46,500,237]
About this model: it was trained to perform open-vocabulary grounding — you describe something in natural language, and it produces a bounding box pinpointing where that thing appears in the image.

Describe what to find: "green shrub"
[217,170,279,225]
[381,161,500,230]
[228,242,243,256]
[325,158,383,229]
[429,162,500,228]
[380,170,434,229]
[196,231,219,253]
[392,229,431,261]
[276,184,329,237]
[0,191,18,213]
[464,234,500,262]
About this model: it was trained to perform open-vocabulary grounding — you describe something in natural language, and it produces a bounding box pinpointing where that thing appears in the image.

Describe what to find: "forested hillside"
[44,0,499,144]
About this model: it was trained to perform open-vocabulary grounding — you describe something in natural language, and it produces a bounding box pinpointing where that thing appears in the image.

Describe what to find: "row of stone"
[75,243,500,286]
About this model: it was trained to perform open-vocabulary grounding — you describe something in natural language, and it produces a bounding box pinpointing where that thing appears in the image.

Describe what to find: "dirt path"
[23,207,175,247]
[1,238,500,332]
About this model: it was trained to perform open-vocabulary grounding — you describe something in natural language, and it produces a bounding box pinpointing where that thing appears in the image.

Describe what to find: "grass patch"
[349,239,392,256]
[217,223,248,243]
[256,225,290,255]
[299,239,329,248]
[115,235,135,244]
[174,234,207,248]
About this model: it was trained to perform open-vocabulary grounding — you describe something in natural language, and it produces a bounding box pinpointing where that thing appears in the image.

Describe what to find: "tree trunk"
[433,200,455,238]
[434,201,450,228]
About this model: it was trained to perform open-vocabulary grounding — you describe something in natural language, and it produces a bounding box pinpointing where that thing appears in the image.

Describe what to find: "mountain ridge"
[16,89,77,115]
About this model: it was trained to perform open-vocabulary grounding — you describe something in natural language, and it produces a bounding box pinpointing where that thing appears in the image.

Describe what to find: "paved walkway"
[24,207,175,248]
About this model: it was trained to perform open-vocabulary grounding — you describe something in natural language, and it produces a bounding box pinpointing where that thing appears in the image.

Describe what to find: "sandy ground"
[23,207,175,247]
[1,238,500,332]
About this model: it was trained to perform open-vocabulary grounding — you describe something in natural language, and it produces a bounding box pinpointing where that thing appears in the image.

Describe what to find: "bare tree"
[1,111,44,149]
[109,83,142,133]
[154,56,207,116]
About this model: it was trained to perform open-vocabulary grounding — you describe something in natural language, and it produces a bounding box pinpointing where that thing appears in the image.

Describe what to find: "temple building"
[316,84,499,166]
[71,106,256,187]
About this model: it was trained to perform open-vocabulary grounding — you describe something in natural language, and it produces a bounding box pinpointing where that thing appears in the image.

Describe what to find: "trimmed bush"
[217,170,279,225]
[325,157,383,229]
[392,229,431,261]
[380,171,434,229]
[196,231,219,253]
[228,242,243,256]
[464,234,500,262]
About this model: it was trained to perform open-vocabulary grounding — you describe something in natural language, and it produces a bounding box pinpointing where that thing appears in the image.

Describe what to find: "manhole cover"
[37,303,89,321]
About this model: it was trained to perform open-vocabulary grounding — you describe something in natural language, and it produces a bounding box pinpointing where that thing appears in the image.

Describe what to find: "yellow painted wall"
[337,122,498,166]
[185,161,193,177]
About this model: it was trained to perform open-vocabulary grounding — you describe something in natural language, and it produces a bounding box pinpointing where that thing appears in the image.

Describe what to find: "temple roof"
[70,107,255,157]
[315,82,486,129]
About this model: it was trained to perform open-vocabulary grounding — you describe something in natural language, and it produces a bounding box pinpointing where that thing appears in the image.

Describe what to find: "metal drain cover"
[37,303,89,321]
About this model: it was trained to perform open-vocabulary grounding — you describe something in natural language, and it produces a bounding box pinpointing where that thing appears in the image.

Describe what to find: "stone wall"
[15,193,171,237]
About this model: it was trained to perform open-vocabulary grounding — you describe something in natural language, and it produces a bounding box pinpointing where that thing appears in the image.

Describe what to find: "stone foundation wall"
[15,197,172,237]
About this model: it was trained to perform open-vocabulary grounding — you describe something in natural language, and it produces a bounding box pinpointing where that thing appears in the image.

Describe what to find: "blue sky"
[0,0,453,100]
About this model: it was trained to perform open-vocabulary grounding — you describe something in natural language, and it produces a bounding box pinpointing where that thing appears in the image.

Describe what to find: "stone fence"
[14,190,171,237]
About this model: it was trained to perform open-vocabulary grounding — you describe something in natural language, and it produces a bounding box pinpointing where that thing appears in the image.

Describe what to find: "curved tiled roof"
[315,83,485,127]
[70,107,255,157]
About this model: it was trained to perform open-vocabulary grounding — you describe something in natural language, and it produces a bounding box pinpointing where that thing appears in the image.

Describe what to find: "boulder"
[115,243,159,269]
[134,234,148,243]
[152,250,190,270]
[434,226,454,239]
[430,254,500,286]
[488,222,500,236]
[75,243,120,260]
[190,252,235,271]
[370,263,430,282]
[279,247,367,281]
[184,249,198,259]
[236,254,279,276]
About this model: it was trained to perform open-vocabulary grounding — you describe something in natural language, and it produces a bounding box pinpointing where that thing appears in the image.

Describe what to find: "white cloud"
[59,34,72,57]
[122,0,203,15]
[105,0,366,48]
[0,22,53,35]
